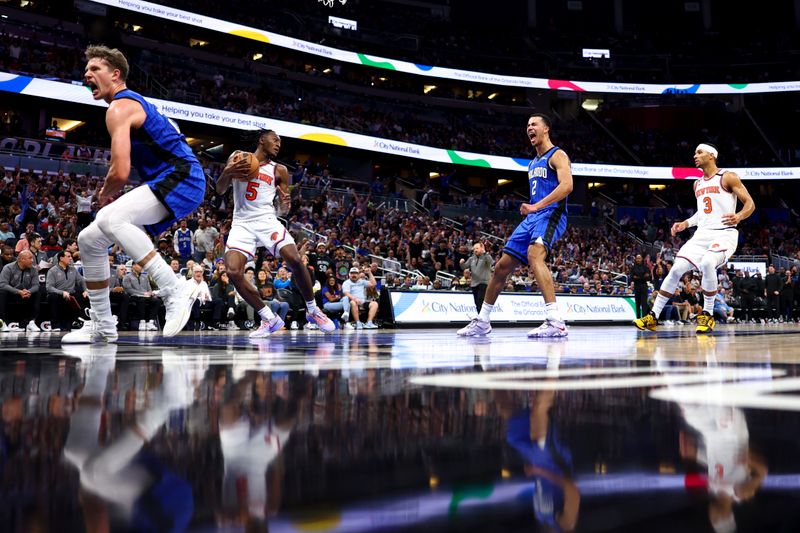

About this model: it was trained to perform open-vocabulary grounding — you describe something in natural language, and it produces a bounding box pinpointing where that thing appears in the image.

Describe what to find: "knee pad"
[78,224,112,282]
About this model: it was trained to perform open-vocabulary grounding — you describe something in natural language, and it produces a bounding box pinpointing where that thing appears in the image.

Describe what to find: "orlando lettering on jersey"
[503,146,568,264]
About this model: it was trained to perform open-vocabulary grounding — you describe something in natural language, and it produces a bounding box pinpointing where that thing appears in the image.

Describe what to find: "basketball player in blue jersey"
[63,46,205,344]
[458,113,572,338]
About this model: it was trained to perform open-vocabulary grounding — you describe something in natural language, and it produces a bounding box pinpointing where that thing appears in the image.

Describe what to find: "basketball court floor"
[2,324,800,532]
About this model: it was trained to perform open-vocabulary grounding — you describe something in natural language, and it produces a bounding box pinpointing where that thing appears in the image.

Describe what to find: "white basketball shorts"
[226,216,296,259]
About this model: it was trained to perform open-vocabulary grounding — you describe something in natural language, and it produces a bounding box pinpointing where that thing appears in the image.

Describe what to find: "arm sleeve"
[685,211,699,228]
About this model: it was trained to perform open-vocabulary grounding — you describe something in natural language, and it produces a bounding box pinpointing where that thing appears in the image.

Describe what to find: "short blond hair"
[85,45,129,81]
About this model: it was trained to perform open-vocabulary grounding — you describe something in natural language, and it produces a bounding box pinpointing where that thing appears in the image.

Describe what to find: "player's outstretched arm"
[722,171,755,226]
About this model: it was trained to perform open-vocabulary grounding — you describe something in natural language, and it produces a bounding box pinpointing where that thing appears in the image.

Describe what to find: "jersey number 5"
[245,181,259,201]
[703,196,713,214]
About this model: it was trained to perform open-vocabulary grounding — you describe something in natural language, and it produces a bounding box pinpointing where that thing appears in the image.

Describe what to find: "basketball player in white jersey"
[635,143,755,334]
[216,130,335,336]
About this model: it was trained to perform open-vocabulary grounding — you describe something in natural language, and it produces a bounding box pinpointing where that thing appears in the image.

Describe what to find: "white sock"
[143,255,179,291]
[478,302,494,322]
[651,293,670,318]
[306,299,318,313]
[703,294,715,315]
[258,305,275,321]
[87,287,112,321]
[546,302,562,322]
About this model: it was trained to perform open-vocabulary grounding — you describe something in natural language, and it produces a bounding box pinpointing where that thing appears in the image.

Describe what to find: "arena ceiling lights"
[3,72,798,180]
[88,0,800,95]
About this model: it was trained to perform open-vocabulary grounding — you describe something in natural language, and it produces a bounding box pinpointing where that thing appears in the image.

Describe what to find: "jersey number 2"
[703,197,713,214]
[245,181,259,201]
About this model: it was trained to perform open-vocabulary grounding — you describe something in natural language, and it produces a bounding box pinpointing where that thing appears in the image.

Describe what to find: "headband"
[696,143,719,159]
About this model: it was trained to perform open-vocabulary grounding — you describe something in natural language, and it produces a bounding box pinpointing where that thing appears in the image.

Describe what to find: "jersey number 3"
[245,181,259,201]
[703,197,713,214]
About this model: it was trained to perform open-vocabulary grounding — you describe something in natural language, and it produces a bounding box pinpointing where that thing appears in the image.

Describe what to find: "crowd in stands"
[4,156,800,333]
[2,14,794,167]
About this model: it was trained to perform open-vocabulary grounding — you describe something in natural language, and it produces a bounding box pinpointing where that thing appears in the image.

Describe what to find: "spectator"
[342,266,378,329]
[188,265,213,330]
[109,264,131,330]
[210,271,238,329]
[45,250,88,331]
[713,286,735,323]
[193,218,219,263]
[123,263,160,331]
[0,250,41,332]
[321,275,351,327]
[459,242,493,313]
[0,246,14,268]
[780,269,794,323]
[255,269,290,324]
[174,219,194,264]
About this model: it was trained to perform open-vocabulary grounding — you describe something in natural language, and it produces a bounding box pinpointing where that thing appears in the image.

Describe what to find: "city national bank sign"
[390,292,635,323]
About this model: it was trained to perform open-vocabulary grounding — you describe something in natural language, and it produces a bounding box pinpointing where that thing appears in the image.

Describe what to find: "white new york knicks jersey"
[694,171,737,231]
[232,160,277,222]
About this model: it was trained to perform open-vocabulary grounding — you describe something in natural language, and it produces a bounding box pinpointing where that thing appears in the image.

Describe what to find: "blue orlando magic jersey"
[112,89,200,182]
[175,228,193,257]
[528,146,565,211]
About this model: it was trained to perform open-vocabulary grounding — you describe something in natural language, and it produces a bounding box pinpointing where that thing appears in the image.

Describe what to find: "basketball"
[230,151,260,179]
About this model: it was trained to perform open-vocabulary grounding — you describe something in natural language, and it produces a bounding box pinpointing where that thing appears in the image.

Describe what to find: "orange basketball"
[231,151,260,179]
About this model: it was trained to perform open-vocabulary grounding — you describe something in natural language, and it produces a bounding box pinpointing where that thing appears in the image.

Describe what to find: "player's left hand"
[721,212,740,226]
[277,188,291,210]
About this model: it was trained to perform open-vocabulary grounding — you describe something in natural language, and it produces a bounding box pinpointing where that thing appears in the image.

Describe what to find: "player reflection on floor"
[63,346,200,531]
[217,365,299,531]
[655,337,768,533]
[496,341,579,533]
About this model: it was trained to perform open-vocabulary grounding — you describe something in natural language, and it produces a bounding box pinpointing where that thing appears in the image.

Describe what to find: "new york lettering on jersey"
[527,146,564,211]
[233,161,278,221]
[693,170,737,230]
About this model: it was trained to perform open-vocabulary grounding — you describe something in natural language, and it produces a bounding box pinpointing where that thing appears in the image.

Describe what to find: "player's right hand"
[224,151,254,180]
[671,221,687,236]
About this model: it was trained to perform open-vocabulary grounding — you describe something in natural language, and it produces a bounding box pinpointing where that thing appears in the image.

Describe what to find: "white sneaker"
[249,315,284,338]
[307,307,336,332]
[355,321,364,330]
[341,312,350,323]
[304,322,318,330]
[363,321,378,329]
[62,311,118,344]
[161,279,200,337]
[290,321,299,330]
[527,319,567,338]
[227,307,235,319]
[3,322,23,332]
[139,320,148,331]
[344,322,355,330]
[26,320,41,333]
[456,317,492,337]
[146,319,159,331]
[227,320,238,331]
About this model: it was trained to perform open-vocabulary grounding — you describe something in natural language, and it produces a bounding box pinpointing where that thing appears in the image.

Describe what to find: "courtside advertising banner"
[390,291,636,323]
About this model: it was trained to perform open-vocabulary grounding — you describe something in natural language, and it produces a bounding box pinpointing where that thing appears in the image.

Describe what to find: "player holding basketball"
[64,46,204,344]
[216,130,335,336]
[458,113,572,338]
[635,143,755,334]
